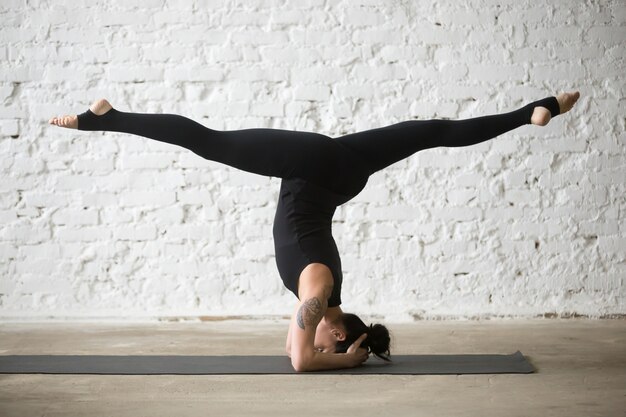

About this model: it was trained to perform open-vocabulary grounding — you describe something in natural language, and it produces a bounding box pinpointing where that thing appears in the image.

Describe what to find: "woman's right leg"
[69,100,341,182]
[334,93,579,175]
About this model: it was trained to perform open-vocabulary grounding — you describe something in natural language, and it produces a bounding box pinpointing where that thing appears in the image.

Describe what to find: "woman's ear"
[331,328,346,342]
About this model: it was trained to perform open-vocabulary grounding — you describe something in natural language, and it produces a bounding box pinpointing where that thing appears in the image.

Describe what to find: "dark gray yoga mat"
[0,351,534,375]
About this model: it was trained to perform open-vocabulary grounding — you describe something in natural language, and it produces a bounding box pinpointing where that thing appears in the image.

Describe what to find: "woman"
[50,91,580,372]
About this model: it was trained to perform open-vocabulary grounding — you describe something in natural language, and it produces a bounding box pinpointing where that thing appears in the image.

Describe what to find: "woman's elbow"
[291,355,312,373]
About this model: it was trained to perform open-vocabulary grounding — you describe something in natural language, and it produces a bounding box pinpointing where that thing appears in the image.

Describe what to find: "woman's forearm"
[300,351,358,372]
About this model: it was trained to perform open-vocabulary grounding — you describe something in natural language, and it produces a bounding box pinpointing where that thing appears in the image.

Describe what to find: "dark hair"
[334,313,391,361]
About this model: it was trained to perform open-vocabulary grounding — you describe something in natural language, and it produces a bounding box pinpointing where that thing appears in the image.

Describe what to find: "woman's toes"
[50,115,78,129]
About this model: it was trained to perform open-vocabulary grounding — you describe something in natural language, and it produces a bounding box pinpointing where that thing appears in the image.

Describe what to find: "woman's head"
[333,313,391,361]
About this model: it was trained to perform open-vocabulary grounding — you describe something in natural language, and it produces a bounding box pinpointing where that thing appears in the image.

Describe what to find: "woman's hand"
[345,333,369,368]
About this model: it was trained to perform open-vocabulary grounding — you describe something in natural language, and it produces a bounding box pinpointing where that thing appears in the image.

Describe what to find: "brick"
[226,170,272,187]
[455,173,486,187]
[294,85,331,101]
[0,65,43,82]
[114,225,158,241]
[468,64,526,82]
[116,0,163,7]
[527,27,581,45]
[177,190,215,205]
[120,191,177,207]
[485,154,503,170]
[343,8,384,26]
[170,66,224,82]
[529,64,586,82]
[412,25,465,45]
[224,11,272,26]
[530,137,588,153]
[298,30,349,46]
[0,191,18,209]
[81,193,118,207]
[282,0,324,8]
[250,102,284,117]
[367,204,420,221]
[239,239,274,257]
[0,243,17,258]
[587,26,626,45]
[0,119,19,136]
[484,206,524,221]
[231,30,289,45]
[373,223,397,239]
[578,221,620,236]
[54,175,99,191]
[438,207,483,222]
[261,47,301,64]
[51,208,99,226]
[229,67,289,82]
[0,210,18,224]
[0,225,50,243]
[331,84,373,99]
[598,237,626,256]
[99,203,134,227]
[380,45,428,62]
[501,7,549,24]
[14,258,58,275]
[22,192,71,209]
[17,243,62,258]
[353,64,409,81]
[352,29,398,45]
[505,189,541,206]
[18,274,73,293]
[319,46,360,63]
[290,67,345,84]
[107,66,164,83]
[446,188,478,205]
[584,274,623,292]
[120,154,173,170]
[196,101,250,118]
[268,10,307,25]
[145,206,185,224]
[72,157,115,173]
[166,225,221,241]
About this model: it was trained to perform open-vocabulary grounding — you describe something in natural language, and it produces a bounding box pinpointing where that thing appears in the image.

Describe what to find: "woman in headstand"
[50,91,580,372]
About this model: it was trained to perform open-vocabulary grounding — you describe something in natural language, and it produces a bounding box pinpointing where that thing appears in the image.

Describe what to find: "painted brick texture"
[0,0,624,320]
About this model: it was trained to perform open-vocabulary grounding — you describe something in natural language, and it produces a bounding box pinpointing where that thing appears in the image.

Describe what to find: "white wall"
[0,0,624,321]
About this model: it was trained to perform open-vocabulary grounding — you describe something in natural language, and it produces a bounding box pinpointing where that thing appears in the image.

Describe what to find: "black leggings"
[77,97,560,195]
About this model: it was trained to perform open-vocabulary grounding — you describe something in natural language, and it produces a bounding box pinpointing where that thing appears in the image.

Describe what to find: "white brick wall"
[0,0,624,321]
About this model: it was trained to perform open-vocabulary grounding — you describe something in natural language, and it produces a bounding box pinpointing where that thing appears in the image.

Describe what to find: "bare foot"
[48,114,78,129]
[531,91,580,126]
[49,99,113,129]
[556,91,580,115]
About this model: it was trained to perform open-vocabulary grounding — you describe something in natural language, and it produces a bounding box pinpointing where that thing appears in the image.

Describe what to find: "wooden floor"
[0,319,624,417]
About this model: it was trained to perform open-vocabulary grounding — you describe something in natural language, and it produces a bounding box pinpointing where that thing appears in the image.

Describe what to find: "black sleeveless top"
[273,176,367,307]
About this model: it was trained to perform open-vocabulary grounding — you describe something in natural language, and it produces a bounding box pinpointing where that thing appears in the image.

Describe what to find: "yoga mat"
[0,351,534,375]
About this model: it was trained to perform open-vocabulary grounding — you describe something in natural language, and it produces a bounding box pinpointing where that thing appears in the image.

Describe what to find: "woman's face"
[313,320,345,353]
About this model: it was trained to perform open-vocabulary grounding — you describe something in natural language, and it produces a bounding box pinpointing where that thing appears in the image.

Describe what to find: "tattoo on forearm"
[296,297,323,330]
